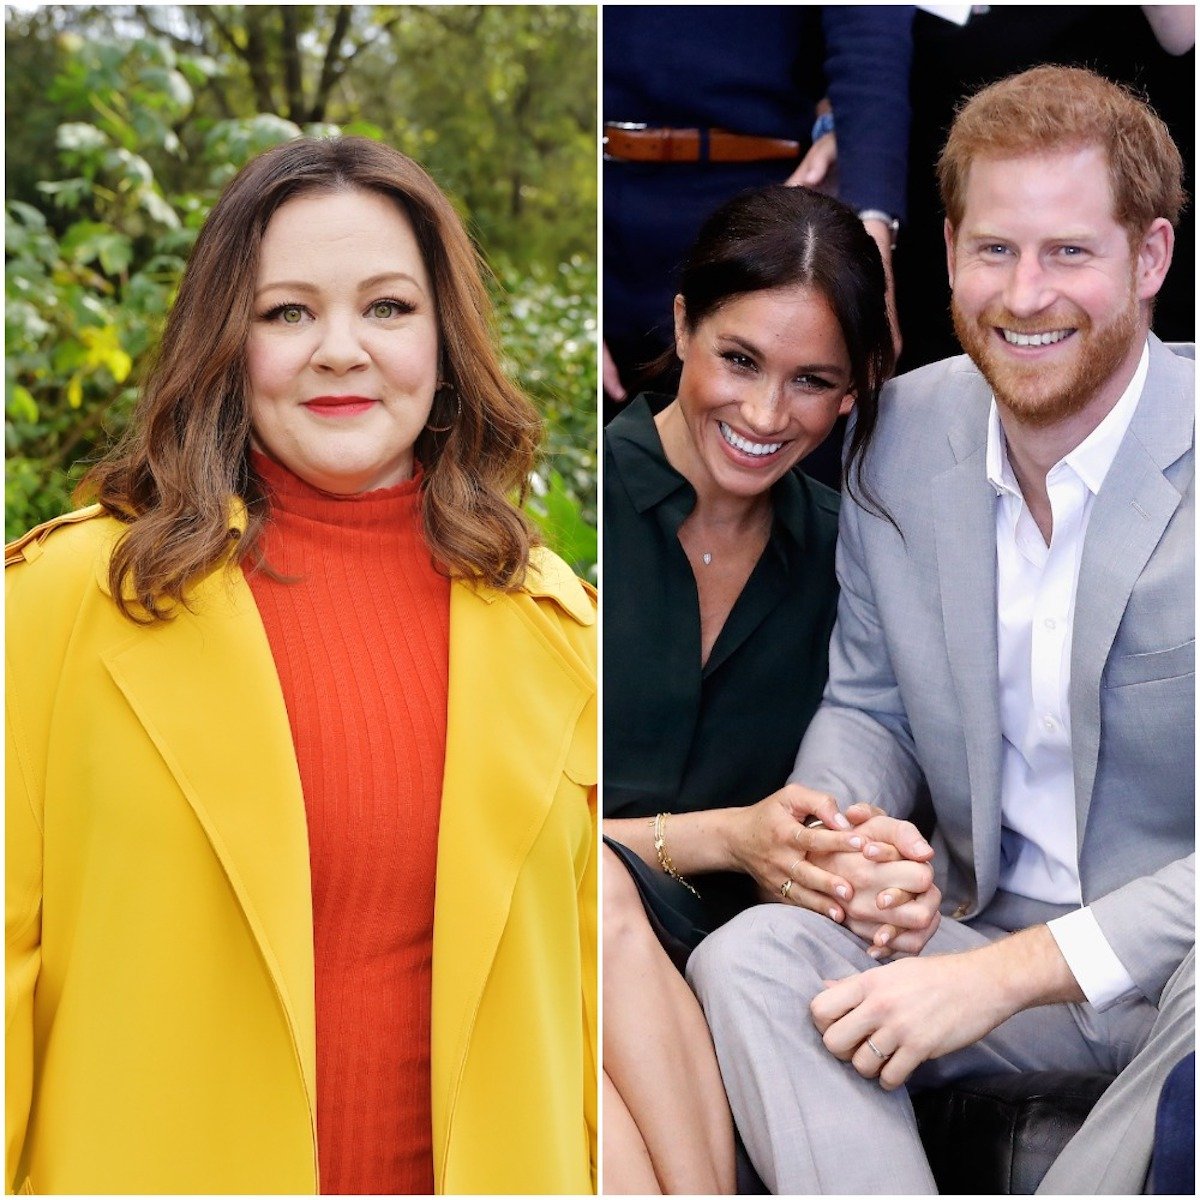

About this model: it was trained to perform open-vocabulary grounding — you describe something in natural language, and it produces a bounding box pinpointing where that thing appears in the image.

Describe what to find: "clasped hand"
[729,791,940,955]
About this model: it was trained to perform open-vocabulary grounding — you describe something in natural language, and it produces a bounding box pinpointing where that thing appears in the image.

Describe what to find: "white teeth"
[1001,328,1072,347]
[718,421,783,457]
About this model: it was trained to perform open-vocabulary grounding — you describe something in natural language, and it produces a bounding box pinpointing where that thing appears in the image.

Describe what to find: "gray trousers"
[687,904,1194,1195]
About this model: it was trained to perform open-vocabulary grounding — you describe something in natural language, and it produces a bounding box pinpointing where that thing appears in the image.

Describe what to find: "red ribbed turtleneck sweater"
[244,450,449,1195]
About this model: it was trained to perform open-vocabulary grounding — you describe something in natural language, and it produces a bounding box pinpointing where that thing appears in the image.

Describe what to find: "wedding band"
[780,878,794,901]
[866,1037,892,1061]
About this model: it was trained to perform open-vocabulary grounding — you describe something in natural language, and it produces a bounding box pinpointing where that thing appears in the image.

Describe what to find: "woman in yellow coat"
[6,137,596,1195]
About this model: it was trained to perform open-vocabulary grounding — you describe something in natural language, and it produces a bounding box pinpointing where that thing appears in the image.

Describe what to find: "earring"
[425,380,463,434]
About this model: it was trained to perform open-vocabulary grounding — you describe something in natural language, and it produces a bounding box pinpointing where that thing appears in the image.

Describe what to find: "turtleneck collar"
[250,448,423,531]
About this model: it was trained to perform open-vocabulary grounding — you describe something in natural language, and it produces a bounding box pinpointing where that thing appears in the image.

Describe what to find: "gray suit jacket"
[792,335,1194,1004]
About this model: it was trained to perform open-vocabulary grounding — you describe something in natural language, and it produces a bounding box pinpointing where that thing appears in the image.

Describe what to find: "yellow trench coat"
[6,505,597,1195]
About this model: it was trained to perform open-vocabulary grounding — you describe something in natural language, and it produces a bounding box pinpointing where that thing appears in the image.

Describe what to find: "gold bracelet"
[652,812,702,900]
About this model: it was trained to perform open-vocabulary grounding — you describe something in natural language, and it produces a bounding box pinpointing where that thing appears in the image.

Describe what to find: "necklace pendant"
[702,552,713,566]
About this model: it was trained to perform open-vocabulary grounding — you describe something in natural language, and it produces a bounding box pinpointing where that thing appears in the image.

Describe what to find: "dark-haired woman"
[6,137,595,1195]
[602,185,933,1193]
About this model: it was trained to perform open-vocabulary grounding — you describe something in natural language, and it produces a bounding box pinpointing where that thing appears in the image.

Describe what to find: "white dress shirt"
[985,341,1149,1009]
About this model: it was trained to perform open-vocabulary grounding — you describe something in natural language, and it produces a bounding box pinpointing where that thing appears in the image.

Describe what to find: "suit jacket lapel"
[430,577,592,1189]
[100,566,317,1126]
[1071,340,1193,837]
[933,413,1003,903]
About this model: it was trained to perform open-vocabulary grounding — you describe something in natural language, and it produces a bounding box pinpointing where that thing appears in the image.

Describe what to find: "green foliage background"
[5,4,597,575]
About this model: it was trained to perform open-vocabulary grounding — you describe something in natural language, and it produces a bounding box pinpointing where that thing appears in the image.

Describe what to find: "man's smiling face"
[945,144,1148,430]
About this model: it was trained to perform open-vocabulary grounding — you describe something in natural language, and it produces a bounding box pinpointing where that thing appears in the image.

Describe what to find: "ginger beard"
[951,276,1140,430]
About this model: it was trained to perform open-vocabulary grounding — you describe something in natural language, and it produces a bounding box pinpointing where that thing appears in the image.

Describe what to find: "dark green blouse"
[603,395,841,931]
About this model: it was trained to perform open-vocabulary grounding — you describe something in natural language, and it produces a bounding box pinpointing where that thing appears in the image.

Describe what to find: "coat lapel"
[430,572,593,1189]
[1070,341,1193,838]
[100,564,318,1133]
[933,415,1003,905]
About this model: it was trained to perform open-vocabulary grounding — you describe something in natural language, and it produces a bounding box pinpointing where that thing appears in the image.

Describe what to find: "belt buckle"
[603,121,647,160]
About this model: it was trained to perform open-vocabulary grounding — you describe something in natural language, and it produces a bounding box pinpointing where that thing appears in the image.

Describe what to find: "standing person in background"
[7,136,597,1196]
[603,5,914,486]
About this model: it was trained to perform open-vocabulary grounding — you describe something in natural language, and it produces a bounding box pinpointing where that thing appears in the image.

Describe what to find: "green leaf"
[528,470,596,574]
[139,189,181,229]
[340,120,386,140]
[7,384,39,424]
[53,340,87,373]
[134,36,174,69]
[36,177,93,208]
[105,148,155,187]
[97,233,133,276]
[140,66,194,112]
[176,54,222,87]
[6,201,47,230]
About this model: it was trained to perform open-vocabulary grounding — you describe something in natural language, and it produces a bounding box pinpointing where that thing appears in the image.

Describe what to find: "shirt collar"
[985,340,1150,499]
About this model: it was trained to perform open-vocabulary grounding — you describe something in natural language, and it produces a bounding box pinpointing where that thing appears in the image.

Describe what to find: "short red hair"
[939,65,1185,243]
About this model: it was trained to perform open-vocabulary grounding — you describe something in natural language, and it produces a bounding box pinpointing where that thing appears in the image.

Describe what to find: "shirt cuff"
[1048,908,1138,1010]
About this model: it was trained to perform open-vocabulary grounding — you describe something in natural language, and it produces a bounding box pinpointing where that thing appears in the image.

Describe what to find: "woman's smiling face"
[668,284,856,500]
[246,187,440,494]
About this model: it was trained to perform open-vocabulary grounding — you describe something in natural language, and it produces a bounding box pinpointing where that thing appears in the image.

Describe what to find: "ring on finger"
[780,878,794,901]
[866,1036,892,1061]
[790,857,804,879]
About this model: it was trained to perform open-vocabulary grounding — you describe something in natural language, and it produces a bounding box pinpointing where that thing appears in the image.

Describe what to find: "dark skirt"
[604,835,758,972]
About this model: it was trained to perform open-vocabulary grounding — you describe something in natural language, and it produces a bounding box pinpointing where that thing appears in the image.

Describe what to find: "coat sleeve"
[789,470,925,815]
[6,653,42,1192]
[821,4,914,220]
[1088,854,1195,1005]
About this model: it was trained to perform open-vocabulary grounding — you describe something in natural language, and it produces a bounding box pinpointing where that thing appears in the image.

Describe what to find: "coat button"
[952,902,971,919]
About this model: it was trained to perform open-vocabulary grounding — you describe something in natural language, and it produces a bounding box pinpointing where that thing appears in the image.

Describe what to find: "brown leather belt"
[603,123,802,164]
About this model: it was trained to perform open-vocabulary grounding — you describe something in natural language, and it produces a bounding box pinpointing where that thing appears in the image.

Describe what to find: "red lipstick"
[303,395,377,417]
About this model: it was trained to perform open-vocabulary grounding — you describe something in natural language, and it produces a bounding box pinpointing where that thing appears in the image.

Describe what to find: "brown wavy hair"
[939,66,1186,244]
[80,136,543,621]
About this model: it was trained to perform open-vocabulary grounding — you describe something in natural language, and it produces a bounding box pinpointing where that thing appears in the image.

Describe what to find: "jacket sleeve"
[6,654,42,1192]
[1087,854,1195,1005]
[789,469,925,815]
[821,4,914,220]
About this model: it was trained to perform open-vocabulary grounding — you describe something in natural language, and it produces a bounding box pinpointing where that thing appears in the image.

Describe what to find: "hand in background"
[603,339,627,402]
[787,131,837,191]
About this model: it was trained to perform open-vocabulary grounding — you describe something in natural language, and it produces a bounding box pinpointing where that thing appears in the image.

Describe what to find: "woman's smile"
[660,284,856,503]
[716,419,788,461]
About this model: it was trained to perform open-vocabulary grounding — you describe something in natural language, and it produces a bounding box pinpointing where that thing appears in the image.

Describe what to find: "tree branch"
[310,5,354,122]
[280,5,305,122]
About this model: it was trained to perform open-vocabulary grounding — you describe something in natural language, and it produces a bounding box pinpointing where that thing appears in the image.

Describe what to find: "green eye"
[281,306,304,324]
[371,300,398,318]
